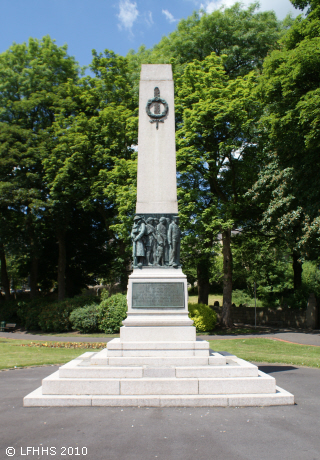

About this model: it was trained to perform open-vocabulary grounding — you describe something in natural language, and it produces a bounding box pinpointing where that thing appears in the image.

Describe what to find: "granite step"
[42,370,275,396]
[24,386,294,407]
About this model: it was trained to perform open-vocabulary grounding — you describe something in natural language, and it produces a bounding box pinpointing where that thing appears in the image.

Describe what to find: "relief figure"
[168,216,181,267]
[145,217,155,266]
[131,215,146,268]
[131,214,181,268]
[155,217,167,266]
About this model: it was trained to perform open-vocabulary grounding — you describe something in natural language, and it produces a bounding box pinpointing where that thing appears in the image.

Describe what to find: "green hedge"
[98,293,127,334]
[16,296,100,332]
[188,302,217,332]
[1,294,219,334]
[69,304,100,333]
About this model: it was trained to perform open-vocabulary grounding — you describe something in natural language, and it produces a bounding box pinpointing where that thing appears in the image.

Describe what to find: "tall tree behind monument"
[176,54,261,326]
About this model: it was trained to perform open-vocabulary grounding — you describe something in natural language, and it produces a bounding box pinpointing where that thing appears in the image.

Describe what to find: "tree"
[250,0,320,286]
[127,2,288,95]
[0,36,79,299]
[176,53,261,326]
[43,50,138,298]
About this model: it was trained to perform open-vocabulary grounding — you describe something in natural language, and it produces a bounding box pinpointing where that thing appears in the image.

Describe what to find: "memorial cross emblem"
[146,87,168,129]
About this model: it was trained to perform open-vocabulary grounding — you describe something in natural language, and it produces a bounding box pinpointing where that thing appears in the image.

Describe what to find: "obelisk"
[121,64,194,341]
[136,64,178,214]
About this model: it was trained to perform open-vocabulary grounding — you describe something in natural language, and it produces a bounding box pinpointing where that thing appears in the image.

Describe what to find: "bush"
[69,304,100,333]
[188,303,217,332]
[0,300,20,324]
[15,295,100,332]
[17,298,53,330]
[38,296,100,333]
[98,293,127,334]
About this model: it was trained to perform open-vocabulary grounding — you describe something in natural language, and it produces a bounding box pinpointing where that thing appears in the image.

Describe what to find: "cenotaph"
[24,65,294,407]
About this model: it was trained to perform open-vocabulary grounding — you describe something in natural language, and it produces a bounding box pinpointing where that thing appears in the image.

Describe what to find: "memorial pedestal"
[123,268,192,339]
[24,267,294,408]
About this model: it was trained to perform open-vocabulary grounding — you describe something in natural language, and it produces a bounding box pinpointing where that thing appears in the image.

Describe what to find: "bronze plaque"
[132,282,184,308]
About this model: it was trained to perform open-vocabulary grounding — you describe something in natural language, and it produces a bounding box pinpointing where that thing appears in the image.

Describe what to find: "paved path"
[1,329,320,346]
[0,332,113,343]
[199,330,320,347]
[0,364,319,460]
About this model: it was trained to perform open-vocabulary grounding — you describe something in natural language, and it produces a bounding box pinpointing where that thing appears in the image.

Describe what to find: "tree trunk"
[221,229,233,327]
[292,252,302,291]
[29,256,39,299]
[197,258,210,305]
[57,230,66,301]
[0,243,11,300]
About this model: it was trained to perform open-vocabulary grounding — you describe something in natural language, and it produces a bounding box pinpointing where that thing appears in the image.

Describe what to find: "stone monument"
[124,64,191,340]
[24,65,294,407]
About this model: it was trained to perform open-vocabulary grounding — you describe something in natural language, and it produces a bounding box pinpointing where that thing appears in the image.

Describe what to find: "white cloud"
[200,0,238,14]
[117,0,139,31]
[162,9,178,23]
[199,0,300,19]
[145,11,154,27]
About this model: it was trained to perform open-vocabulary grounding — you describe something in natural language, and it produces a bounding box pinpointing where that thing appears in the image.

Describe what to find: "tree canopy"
[0,2,319,325]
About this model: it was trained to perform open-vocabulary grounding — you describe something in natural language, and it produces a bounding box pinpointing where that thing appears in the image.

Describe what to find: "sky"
[0,0,301,68]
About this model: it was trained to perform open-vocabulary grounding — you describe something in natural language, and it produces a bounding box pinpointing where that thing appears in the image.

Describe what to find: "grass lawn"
[0,338,104,370]
[189,294,223,305]
[1,337,319,370]
[209,338,320,368]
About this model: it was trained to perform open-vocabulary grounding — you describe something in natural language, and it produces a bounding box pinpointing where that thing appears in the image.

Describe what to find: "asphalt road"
[0,364,319,460]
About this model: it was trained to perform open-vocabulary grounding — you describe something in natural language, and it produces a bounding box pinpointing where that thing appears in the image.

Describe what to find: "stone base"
[24,386,293,407]
[24,342,294,407]
[23,266,294,409]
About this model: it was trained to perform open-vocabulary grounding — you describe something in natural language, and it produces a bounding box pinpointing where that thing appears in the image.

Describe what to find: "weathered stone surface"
[136,65,177,214]
[120,326,196,342]
[120,378,199,395]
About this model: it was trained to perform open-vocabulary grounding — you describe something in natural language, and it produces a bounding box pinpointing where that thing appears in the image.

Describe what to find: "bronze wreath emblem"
[146,87,168,129]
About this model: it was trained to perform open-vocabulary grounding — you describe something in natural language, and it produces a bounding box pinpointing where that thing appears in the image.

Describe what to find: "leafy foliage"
[188,303,217,332]
[1,3,320,322]
[250,4,320,257]
[127,3,286,94]
[98,293,127,334]
[69,304,100,333]
[176,51,262,324]
[16,295,100,332]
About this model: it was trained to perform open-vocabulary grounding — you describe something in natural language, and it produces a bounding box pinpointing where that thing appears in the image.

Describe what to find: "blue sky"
[0,0,300,68]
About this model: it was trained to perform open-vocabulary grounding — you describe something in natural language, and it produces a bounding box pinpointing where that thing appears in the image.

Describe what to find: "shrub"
[38,296,100,333]
[188,302,217,332]
[17,298,53,330]
[98,293,127,334]
[0,300,20,324]
[15,295,101,332]
[69,304,100,333]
